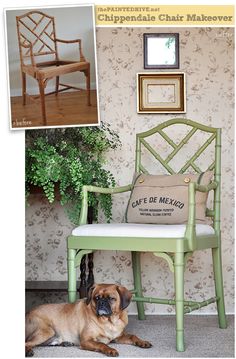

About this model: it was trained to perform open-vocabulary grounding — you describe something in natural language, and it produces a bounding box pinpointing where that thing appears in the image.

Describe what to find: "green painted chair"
[67,118,227,351]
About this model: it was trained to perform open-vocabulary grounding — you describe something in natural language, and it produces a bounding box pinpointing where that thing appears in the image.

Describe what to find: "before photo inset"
[5,5,99,129]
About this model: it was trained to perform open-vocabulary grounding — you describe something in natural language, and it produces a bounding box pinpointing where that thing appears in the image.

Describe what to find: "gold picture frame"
[137,72,186,113]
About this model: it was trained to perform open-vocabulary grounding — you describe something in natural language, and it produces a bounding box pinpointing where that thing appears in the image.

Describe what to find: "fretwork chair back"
[16,11,90,125]
[67,118,227,352]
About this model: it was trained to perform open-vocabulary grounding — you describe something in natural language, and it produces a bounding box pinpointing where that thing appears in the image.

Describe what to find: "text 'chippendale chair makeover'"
[67,118,227,352]
[16,11,91,125]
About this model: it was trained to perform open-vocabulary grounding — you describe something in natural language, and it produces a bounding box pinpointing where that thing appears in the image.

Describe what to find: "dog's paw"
[25,348,34,357]
[104,348,119,357]
[61,341,75,347]
[136,340,152,348]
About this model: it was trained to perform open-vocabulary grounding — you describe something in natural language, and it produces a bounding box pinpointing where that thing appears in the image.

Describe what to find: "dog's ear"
[86,284,96,305]
[117,285,132,310]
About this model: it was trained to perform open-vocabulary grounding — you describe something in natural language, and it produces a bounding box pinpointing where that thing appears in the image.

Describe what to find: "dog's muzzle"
[96,298,112,317]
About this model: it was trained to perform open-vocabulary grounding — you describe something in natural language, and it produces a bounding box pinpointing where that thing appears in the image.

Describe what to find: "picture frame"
[144,33,179,69]
[137,72,186,113]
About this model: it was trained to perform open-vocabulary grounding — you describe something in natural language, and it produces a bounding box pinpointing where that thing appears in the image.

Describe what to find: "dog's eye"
[108,296,116,302]
[95,295,100,301]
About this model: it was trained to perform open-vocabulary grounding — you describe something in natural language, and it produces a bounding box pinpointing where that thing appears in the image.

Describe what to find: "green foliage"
[165,37,175,49]
[25,124,121,225]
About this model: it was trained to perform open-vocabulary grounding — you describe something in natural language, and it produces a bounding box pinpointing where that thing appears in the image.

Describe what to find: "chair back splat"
[135,118,221,233]
[16,11,58,66]
[135,118,219,175]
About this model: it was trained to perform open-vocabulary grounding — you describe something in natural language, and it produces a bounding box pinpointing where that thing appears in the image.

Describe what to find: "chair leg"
[132,251,145,320]
[38,78,47,125]
[22,72,26,105]
[55,76,59,95]
[85,66,91,106]
[68,248,77,303]
[174,252,185,352]
[212,247,227,329]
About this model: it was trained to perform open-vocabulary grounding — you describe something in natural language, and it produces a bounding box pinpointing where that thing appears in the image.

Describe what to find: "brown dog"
[25,283,152,357]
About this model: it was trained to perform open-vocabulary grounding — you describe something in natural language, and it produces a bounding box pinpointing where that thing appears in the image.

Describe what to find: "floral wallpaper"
[25,27,234,314]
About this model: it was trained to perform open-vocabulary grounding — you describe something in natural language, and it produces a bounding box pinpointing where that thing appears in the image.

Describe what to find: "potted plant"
[25,123,121,225]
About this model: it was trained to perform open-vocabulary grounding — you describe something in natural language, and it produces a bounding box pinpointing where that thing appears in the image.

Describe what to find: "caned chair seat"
[23,61,90,80]
[72,223,215,238]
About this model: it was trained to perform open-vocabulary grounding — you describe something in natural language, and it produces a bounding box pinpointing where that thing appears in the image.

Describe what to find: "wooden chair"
[67,118,227,351]
[16,11,91,125]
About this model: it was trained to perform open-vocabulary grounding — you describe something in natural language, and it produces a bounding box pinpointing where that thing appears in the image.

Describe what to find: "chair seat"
[23,61,89,79]
[72,223,215,238]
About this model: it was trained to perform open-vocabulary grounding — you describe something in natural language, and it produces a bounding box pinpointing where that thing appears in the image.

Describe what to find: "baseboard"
[25,280,80,292]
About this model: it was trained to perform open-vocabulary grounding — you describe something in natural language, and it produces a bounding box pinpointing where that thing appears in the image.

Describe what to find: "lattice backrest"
[16,11,58,65]
[135,118,221,179]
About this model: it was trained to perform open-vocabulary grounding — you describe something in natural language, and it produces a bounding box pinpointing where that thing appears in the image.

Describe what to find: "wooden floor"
[10,90,98,129]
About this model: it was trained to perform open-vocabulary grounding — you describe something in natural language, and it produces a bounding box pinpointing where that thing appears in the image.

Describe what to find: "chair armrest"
[185,181,217,251]
[55,38,81,44]
[79,184,133,225]
[195,181,217,193]
[83,184,133,194]
[55,38,86,62]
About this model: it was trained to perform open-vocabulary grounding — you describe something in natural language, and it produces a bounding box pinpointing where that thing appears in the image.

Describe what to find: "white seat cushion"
[72,223,215,238]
